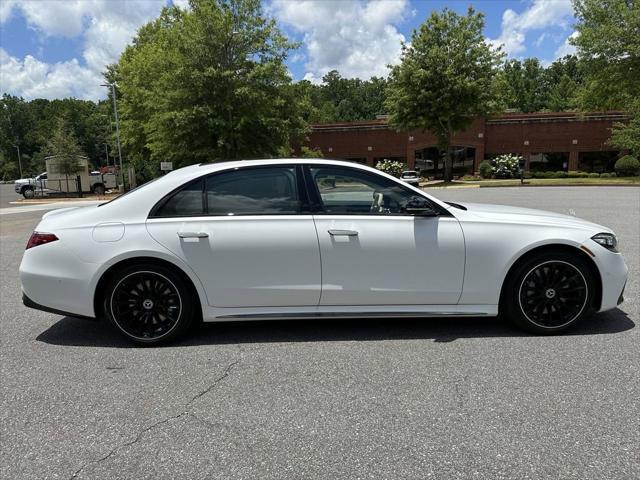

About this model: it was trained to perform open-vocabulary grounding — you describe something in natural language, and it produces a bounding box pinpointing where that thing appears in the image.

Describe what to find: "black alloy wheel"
[105,265,194,345]
[518,260,588,328]
[504,251,594,334]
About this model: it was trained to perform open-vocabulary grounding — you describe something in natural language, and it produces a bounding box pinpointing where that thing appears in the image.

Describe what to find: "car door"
[146,165,321,308]
[306,165,465,306]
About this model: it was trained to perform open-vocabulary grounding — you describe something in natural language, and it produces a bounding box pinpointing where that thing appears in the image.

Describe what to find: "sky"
[0,0,577,101]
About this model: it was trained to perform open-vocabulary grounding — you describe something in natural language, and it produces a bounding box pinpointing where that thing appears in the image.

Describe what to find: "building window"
[415,146,474,178]
[578,151,618,173]
[529,152,569,172]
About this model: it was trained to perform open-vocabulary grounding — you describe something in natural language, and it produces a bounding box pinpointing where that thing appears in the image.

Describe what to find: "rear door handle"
[328,229,359,237]
[177,231,209,239]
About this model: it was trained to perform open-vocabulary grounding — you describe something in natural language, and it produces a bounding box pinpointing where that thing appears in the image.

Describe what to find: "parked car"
[20,159,627,345]
[400,170,420,186]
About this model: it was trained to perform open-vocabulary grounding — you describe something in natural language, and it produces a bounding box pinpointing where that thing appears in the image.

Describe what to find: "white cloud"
[271,0,408,81]
[0,0,18,23]
[554,31,578,59]
[488,0,574,56]
[0,0,166,100]
[0,48,104,100]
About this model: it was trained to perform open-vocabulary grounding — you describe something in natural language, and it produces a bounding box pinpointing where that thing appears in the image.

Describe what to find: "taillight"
[26,232,58,250]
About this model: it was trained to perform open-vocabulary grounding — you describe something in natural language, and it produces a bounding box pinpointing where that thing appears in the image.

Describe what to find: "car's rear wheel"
[503,251,595,334]
[103,265,194,345]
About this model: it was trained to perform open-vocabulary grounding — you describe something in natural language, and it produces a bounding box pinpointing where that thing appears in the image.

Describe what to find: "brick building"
[302,111,627,177]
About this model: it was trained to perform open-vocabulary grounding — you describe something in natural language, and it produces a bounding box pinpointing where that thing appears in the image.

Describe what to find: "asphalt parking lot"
[1,186,638,479]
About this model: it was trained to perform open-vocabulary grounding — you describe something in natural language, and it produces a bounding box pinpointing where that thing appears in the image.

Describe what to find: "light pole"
[14,145,23,179]
[101,82,124,187]
[3,103,24,179]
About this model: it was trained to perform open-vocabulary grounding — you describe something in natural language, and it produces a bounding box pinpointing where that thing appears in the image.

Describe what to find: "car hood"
[457,202,611,233]
[14,178,33,184]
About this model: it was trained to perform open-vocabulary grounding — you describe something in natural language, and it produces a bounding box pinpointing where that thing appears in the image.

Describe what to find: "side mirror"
[405,196,438,216]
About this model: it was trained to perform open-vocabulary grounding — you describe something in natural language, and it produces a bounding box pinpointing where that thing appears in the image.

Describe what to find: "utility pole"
[101,83,124,188]
[104,143,110,169]
[15,145,23,179]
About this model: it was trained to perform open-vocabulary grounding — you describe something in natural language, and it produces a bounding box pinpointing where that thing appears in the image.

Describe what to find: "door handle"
[177,231,209,239]
[328,229,359,237]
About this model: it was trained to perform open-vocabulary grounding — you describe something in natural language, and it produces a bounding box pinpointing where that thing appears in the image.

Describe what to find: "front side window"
[206,167,300,215]
[309,166,425,215]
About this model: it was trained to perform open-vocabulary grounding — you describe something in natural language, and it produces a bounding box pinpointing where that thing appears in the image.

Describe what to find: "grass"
[423,177,640,188]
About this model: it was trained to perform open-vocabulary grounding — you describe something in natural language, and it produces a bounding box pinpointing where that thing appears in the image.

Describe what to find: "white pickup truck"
[14,171,118,199]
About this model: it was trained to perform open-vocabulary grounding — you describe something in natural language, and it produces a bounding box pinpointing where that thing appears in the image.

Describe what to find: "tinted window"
[310,166,424,215]
[206,167,300,215]
[155,179,204,216]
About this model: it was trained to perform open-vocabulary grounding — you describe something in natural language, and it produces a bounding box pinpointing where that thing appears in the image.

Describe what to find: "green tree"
[385,7,505,181]
[572,0,639,110]
[503,58,547,112]
[44,118,86,195]
[115,0,306,174]
[572,0,640,156]
[610,101,640,158]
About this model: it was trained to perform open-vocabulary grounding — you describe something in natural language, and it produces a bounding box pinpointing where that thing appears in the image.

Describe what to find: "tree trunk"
[444,145,453,182]
[444,120,453,182]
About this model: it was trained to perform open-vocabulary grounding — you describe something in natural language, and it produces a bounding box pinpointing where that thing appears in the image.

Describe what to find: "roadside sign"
[160,162,173,171]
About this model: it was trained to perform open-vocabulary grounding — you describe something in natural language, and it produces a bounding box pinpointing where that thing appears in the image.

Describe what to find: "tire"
[103,264,195,345]
[503,251,595,334]
[22,187,34,199]
[93,184,106,196]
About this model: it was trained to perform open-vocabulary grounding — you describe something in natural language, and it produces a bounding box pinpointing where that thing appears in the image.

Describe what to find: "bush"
[614,155,640,177]
[568,171,590,178]
[492,154,522,178]
[375,159,406,177]
[478,160,493,179]
[588,172,600,178]
[600,172,615,178]
[552,171,568,178]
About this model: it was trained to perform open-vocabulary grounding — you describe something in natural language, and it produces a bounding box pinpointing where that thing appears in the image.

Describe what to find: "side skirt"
[203,305,498,322]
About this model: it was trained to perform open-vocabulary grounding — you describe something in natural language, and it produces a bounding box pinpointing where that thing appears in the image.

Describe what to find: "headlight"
[591,233,618,252]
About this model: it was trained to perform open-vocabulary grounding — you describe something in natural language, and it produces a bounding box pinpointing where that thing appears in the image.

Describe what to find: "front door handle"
[328,229,359,237]
[177,231,209,239]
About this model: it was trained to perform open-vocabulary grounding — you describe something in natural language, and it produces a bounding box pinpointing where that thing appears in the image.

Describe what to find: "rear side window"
[151,166,301,217]
[154,179,204,216]
[206,167,300,215]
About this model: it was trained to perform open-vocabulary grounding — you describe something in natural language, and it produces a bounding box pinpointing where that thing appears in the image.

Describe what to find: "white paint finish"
[146,216,321,308]
[313,215,465,305]
[92,222,125,242]
[18,158,628,322]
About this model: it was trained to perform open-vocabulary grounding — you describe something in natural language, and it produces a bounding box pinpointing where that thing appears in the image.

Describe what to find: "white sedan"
[20,159,628,345]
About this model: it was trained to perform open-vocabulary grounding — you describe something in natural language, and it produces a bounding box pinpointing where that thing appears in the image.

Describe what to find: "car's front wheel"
[22,186,34,199]
[503,251,595,334]
[103,264,194,345]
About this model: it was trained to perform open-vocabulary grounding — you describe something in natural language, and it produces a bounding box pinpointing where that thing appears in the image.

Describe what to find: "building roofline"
[310,111,627,131]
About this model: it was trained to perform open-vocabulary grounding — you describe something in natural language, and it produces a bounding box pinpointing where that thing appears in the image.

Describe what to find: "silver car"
[400,170,420,186]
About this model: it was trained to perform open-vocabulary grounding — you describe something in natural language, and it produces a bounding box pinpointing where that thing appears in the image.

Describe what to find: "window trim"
[148,164,309,219]
[303,164,451,217]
